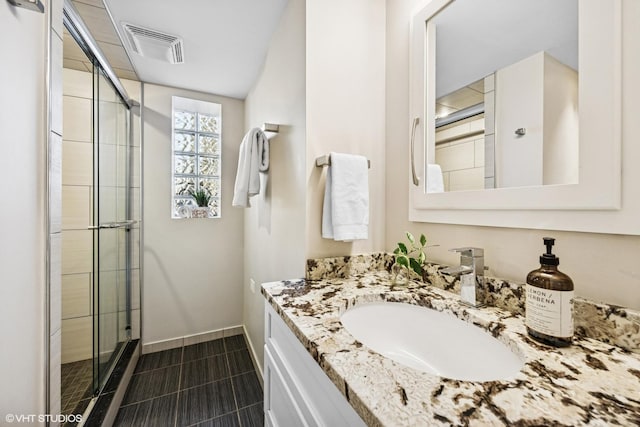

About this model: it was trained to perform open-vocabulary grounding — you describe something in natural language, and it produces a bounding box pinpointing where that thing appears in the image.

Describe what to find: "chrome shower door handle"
[87,220,138,230]
[410,117,420,186]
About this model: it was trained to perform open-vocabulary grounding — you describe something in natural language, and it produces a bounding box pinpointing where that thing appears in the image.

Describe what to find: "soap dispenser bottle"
[525,237,574,347]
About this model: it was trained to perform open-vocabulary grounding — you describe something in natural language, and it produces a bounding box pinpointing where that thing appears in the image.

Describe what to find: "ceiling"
[433,0,578,98]
[65,0,288,98]
[100,0,289,99]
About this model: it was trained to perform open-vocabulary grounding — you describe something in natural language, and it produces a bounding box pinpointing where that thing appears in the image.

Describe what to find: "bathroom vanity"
[262,254,640,426]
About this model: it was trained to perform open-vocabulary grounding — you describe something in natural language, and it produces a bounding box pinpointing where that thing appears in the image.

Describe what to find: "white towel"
[426,163,444,193]
[322,152,369,241]
[232,128,269,207]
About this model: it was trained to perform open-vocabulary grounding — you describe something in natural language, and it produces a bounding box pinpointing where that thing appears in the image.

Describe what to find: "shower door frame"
[61,0,138,401]
[91,66,133,394]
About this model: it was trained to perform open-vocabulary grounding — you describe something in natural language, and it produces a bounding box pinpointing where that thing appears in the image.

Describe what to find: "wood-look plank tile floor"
[114,335,263,427]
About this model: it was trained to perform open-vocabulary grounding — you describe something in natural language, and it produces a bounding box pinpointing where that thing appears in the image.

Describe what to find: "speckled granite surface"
[307,253,640,353]
[264,255,640,426]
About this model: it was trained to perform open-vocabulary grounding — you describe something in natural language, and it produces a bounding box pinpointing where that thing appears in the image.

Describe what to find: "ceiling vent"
[122,22,184,64]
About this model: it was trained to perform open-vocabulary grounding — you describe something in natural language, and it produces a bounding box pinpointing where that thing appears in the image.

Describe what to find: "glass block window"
[171,97,222,219]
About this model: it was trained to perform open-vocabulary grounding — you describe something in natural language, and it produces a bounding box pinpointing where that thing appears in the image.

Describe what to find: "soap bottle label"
[525,285,574,337]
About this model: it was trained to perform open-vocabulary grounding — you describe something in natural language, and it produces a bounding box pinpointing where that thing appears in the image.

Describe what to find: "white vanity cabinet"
[263,302,366,427]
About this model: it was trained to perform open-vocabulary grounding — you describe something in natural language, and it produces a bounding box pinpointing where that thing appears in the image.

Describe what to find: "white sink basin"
[340,302,524,382]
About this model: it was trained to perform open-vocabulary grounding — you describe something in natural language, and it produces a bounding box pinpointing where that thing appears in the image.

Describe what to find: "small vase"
[191,207,210,218]
[391,264,410,286]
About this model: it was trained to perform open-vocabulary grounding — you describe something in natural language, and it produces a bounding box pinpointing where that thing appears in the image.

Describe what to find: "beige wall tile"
[98,186,118,224]
[474,138,485,167]
[62,185,91,230]
[61,317,92,363]
[98,144,117,187]
[448,167,485,192]
[63,67,92,99]
[62,273,91,319]
[62,141,92,186]
[97,230,118,272]
[442,171,450,192]
[62,230,92,275]
[97,270,119,315]
[436,140,475,172]
[63,96,92,142]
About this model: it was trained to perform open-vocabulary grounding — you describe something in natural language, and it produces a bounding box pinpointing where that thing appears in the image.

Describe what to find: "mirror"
[408,0,629,234]
[428,0,579,192]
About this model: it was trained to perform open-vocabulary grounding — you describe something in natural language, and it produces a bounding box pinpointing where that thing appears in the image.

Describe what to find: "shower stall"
[60,0,140,418]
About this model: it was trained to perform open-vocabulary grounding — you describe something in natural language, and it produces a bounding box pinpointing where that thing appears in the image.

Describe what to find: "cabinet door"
[264,302,366,427]
[264,347,309,427]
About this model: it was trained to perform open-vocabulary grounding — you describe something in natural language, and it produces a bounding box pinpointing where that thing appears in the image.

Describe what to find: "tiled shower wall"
[61,68,141,363]
[434,116,485,192]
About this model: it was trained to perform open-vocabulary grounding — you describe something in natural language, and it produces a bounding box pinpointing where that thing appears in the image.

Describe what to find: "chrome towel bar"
[315,154,371,169]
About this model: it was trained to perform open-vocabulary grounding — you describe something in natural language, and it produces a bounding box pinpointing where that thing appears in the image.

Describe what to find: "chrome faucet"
[441,247,485,307]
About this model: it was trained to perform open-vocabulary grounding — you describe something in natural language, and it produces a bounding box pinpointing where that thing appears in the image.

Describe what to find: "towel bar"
[262,123,279,133]
[261,123,279,140]
[315,154,371,169]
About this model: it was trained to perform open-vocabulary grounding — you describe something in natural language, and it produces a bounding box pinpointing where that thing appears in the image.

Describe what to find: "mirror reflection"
[428,0,579,193]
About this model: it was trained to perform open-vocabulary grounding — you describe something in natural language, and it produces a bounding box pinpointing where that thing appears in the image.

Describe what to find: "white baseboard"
[243,324,264,385]
[142,325,246,354]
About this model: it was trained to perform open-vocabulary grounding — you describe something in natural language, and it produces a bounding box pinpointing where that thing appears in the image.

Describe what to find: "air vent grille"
[122,22,185,64]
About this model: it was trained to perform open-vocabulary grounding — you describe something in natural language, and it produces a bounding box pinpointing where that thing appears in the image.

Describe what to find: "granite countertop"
[262,261,640,426]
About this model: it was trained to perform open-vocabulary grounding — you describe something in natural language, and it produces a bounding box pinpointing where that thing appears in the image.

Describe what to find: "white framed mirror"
[431,1,579,192]
[408,0,638,234]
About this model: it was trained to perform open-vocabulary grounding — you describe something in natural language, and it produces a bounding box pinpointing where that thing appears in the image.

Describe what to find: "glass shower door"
[92,68,131,393]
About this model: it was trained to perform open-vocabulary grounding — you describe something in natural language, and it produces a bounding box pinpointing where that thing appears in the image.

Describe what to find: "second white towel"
[232,128,269,208]
[322,152,369,241]
[426,163,444,193]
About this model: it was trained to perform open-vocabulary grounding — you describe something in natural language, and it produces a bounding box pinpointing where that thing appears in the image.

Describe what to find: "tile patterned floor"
[61,359,93,415]
[114,335,263,427]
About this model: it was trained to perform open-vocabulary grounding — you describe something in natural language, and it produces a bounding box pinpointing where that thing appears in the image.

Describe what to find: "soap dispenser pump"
[525,237,574,347]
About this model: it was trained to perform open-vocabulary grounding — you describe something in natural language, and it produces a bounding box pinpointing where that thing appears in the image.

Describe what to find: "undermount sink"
[340,302,524,382]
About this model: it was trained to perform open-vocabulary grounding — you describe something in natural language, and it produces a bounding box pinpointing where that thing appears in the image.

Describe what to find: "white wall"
[243,0,307,370]
[0,1,47,418]
[142,83,245,345]
[386,0,640,311]
[305,0,387,259]
[543,54,579,185]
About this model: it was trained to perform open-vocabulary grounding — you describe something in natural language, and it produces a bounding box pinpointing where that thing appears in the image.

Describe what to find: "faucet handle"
[449,247,484,257]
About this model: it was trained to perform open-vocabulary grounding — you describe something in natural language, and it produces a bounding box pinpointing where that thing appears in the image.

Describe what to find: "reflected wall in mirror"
[428,0,579,193]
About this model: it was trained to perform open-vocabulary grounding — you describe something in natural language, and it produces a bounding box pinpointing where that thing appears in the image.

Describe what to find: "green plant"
[188,188,211,207]
[393,232,428,276]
